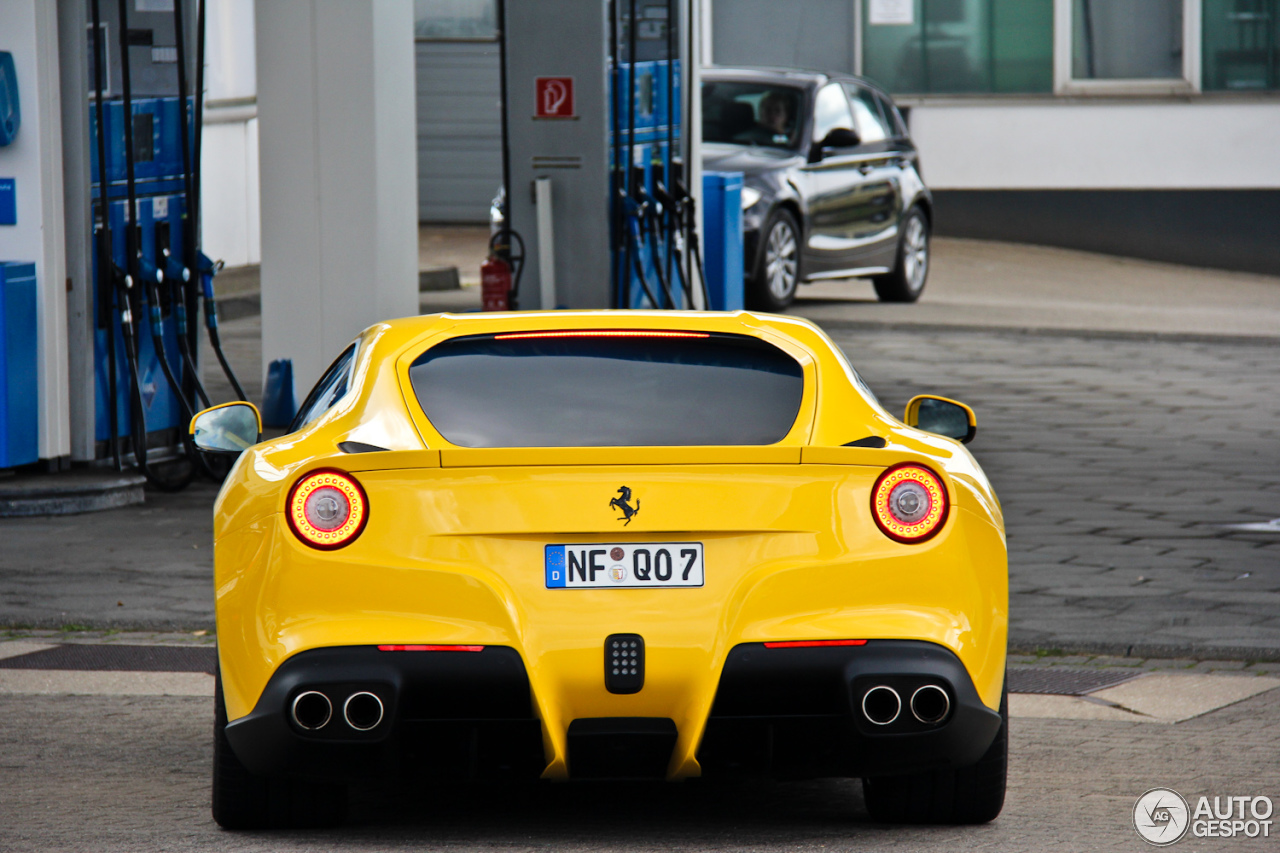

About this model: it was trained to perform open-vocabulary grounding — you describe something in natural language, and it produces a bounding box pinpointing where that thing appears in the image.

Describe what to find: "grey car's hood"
[701,143,803,178]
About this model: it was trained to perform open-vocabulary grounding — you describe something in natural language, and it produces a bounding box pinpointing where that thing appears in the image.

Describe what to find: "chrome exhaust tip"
[343,691,384,731]
[861,685,902,725]
[910,684,951,724]
[290,691,332,730]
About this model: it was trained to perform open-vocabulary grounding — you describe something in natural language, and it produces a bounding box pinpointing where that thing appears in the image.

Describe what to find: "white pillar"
[255,0,417,398]
[0,0,70,463]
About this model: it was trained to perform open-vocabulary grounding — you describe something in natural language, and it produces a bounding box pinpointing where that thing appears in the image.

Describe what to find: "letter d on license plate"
[545,543,704,589]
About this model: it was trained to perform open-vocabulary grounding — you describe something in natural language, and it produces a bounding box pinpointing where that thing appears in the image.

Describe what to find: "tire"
[861,679,1007,825]
[212,672,348,830]
[747,208,801,312]
[872,207,930,303]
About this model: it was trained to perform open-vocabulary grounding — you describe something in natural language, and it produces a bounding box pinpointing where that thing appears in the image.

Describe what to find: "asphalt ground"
[0,648,1277,852]
[2,235,1280,850]
[3,305,1278,658]
[2,234,1279,654]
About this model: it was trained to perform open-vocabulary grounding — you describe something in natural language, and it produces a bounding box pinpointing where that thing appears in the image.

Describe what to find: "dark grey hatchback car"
[702,67,932,311]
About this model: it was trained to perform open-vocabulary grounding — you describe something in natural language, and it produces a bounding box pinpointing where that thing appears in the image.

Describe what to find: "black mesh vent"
[605,634,644,694]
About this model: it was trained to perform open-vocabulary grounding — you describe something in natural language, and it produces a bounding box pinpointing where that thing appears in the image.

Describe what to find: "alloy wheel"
[765,219,798,302]
[902,214,928,296]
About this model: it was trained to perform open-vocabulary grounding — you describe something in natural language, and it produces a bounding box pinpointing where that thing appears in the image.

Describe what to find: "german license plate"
[545,543,704,589]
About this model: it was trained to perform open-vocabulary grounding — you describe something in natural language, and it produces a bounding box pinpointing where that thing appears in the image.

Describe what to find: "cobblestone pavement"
[0,682,1277,852]
[829,325,1280,658]
[1,318,1277,658]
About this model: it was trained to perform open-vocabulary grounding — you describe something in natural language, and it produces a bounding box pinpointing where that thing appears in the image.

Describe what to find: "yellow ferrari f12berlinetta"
[192,310,1007,829]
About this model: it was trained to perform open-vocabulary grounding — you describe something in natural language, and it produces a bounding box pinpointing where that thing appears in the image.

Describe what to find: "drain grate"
[0,644,215,674]
[1008,667,1142,696]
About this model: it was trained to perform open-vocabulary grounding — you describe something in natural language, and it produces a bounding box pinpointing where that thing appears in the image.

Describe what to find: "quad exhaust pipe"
[860,683,951,726]
[291,691,332,730]
[343,691,384,731]
[290,690,384,732]
[909,684,951,724]
[861,685,901,725]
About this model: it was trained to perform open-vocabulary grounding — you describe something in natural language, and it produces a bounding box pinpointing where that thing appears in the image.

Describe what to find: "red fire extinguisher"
[480,253,511,312]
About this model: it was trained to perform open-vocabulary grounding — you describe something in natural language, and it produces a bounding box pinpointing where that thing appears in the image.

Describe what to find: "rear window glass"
[409,331,804,447]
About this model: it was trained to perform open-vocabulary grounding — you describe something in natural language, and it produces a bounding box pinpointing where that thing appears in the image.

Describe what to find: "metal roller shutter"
[416,40,502,223]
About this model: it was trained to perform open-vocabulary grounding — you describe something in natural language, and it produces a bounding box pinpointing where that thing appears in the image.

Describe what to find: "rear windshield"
[409,331,804,447]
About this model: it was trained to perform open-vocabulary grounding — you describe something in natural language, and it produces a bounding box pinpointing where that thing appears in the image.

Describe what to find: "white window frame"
[1054,0,1201,95]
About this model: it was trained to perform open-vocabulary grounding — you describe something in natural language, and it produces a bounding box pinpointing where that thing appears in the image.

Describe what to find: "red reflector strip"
[493,330,710,340]
[377,644,485,652]
[763,639,868,649]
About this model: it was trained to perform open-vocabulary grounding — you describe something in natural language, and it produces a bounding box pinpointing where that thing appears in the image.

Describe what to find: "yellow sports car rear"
[199,310,1008,829]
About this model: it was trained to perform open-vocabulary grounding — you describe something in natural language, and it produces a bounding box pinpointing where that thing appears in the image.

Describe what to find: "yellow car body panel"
[212,310,1007,780]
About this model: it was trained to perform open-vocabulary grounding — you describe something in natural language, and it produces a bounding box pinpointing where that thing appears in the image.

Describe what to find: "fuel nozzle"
[197,252,223,330]
[161,246,190,284]
[160,248,193,335]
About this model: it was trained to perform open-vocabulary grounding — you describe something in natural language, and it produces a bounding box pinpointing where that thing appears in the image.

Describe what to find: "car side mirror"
[190,402,263,456]
[808,127,860,163]
[822,127,861,148]
[905,395,976,444]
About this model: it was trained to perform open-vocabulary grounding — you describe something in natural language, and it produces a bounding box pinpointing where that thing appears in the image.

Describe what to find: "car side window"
[289,344,357,432]
[879,94,910,138]
[843,84,891,144]
[811,83,856,146]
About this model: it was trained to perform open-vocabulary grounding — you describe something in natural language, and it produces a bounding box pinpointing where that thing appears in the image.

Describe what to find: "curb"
[215,292,260,323]
[0,472,147,518]
[1,617,215,633]
[1009,636,1280,663]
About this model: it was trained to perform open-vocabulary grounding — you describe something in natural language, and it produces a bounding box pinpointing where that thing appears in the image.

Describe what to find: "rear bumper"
[224,640,1000,782]
[223,646,545,781]
[699,640,1002,778]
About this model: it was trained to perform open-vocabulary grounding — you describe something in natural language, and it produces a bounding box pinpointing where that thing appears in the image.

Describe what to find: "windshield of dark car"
[702,81,805,151]
[409,332,805,447]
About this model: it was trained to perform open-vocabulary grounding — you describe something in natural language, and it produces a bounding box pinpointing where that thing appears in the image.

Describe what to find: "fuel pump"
[611,0,700,309]
[499,0,702,310]
[87,0,240,487]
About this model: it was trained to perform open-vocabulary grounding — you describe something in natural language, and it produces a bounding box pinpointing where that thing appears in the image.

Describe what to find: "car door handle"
[857,163,872,175]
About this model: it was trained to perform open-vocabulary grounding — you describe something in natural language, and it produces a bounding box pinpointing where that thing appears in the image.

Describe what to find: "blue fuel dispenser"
[85,0,242,487]
[611,0,707,309]
[89,90,193,451]
[499,0,704,310]
[0,261,37,468]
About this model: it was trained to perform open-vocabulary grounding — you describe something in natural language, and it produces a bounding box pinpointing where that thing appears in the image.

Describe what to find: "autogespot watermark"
[1134,788,1275,845]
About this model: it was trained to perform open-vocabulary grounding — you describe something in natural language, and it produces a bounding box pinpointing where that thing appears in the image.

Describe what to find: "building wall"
[201,115,261,267]
[912,98,1280,274]
[712,0,857,75]
[909,100,1280,190]
[201,0,260,267]
[931,189,1280,275]
[709,0,1280,275]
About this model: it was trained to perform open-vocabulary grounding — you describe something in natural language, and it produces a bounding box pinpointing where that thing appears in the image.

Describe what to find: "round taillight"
[871,464,948,543]
[287,470,368,549]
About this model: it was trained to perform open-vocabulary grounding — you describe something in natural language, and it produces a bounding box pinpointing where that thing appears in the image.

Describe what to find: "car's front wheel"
[861,680,1007,824]
[747,208,801,312]
[872,207,930,303]
[212,672,348,830]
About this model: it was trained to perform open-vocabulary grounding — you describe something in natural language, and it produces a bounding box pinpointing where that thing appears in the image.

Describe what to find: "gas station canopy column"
[255,0,419,398]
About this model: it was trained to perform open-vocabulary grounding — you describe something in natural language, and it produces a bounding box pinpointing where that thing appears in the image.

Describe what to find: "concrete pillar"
[0,0,70,463]
[255,0,417,398]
